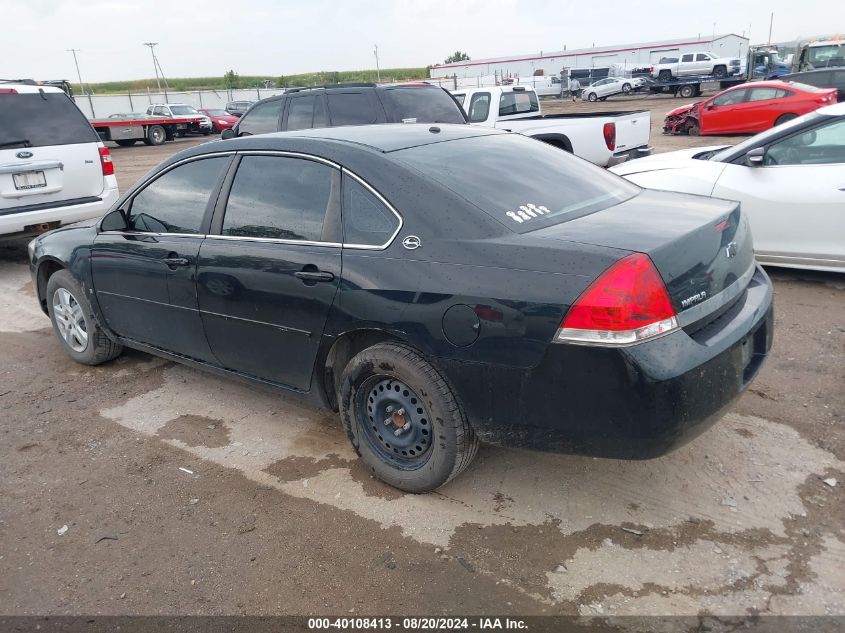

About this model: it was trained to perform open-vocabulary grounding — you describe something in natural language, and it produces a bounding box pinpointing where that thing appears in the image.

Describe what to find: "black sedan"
[28,125,774,492]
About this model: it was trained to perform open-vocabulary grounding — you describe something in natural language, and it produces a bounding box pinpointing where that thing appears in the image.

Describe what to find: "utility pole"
[374,44,380,82]
[67,48,95,118]
[768,12,774,44]
[143,42,163,97]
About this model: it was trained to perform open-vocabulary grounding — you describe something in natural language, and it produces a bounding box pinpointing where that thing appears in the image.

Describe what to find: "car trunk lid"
[531,189,755,321]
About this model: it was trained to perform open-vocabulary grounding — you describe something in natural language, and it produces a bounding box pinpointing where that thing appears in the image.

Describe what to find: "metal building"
[429,34,749,80]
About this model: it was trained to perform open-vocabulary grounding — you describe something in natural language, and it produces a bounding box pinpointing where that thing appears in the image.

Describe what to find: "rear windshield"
[0,92,98,148]
[499,90,539,116]
[378,87,466,124]
[785,81,832,93]
[395,134,639,232]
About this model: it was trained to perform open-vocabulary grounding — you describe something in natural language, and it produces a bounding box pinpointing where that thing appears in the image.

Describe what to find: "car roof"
[0,83,64,94]
[254,123,503,153]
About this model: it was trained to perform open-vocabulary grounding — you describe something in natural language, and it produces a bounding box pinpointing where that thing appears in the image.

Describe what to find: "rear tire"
[678,84,696,98]
[339,342,479,493]
[775,113,798,126]
[143,125,166,146]
[46,270,122,366]
[599,97,607,101]
[114,139,136,147]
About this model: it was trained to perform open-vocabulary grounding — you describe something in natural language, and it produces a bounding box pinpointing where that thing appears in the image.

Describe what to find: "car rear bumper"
[607,146,653,167]
[0,186,118,238]
[440,265,773,459]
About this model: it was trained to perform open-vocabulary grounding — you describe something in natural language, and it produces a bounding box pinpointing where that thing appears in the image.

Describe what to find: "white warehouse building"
[429,34,749,80]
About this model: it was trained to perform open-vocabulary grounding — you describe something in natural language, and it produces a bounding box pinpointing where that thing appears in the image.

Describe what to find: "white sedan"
[582,76,646,101]
[611,102,845,273]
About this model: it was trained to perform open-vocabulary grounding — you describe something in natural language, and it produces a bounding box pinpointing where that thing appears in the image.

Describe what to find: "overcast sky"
[1,0,835,83]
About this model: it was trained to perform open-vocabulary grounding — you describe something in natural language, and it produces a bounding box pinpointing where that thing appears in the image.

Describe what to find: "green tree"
[444,51,470,64]
[224,69,239,89]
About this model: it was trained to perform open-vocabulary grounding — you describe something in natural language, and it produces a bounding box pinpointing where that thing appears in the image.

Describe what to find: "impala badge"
[402,235,421,250]
[725,241,738,258]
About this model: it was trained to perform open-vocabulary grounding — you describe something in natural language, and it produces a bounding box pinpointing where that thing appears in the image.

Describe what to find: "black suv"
[779,68,845,102]
[221,83,466,138]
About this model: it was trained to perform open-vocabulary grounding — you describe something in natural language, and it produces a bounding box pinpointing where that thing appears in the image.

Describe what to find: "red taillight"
[555,253,678,346]
[98,146,114,176]
[603,122,616,151]
[0,88,18,94]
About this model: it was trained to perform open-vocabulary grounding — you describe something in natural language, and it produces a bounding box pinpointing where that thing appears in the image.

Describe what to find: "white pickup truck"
[651,52,742,80]
[451,86,651,166]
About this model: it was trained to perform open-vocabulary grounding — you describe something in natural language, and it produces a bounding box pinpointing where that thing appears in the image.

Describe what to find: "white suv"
[0,83,119,239]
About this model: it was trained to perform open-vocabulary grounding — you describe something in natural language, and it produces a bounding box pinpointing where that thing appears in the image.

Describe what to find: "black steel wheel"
[679,84,696,98]
[339,342,479,493]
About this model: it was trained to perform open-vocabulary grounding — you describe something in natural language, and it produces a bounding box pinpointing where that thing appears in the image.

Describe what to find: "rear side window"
[238,101,282,135]
[342,176,399,246]
[128,157,229,234]
[378,87,465,124]
[498,91,538,116]
[327,92,380,126]
[395,134,639,233]
[286,95,328,131]
[681,54,694,62]
[748,87,781,101]
[222,155,335,242]
[0,92,98,148]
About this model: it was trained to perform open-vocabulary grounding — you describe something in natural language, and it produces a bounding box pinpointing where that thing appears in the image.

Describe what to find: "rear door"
[92,154,232,361]
[197,153,342,390]
[0,89,103,212]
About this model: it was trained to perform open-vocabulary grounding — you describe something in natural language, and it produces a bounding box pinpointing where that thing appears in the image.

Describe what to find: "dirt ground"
[0,95,843,623]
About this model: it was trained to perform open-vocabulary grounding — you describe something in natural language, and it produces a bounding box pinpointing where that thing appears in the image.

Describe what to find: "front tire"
[587,92,598,102]
[658,70,673,81]
[622,82,631,93]
[46,270,122,366]
[713,65,727,78]
[339,343,479,493]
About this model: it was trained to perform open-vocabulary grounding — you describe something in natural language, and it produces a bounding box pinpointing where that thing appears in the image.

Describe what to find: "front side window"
[342,176,399,246]
[128,157,230,234]
[170,105,199,115]
[765,118,845,165]
[498,90,539,116]
[238,101,282,135]
[467,92,491,123]
[222,156,335,241]
[327,92,379,126]
[711,89,748,106]
[696,53,710,61]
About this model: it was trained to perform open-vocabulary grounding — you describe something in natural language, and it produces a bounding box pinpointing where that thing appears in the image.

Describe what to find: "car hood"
[665,103,699,118]
[610,145,731,175]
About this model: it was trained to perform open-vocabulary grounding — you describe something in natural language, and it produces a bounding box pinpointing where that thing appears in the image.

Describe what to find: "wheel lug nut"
[402,422,411,431]
[397,408,405,416]
[386,405,394,413]
[393,427,403,437]
[383,418,392,427]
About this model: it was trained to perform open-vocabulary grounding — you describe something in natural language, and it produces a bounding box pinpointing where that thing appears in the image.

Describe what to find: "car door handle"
[294,270,335,283]
[162,256,190,267]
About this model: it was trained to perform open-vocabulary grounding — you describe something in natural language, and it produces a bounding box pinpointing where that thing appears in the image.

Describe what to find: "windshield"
[170,105,199,115]
[808,44,845,68]
[711,111,824,161]
[0,92,98,147]
[395,134,640,233]
[205,109,228,116]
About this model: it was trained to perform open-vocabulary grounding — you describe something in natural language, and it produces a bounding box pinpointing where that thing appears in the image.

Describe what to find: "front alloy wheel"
[52,288,88,352]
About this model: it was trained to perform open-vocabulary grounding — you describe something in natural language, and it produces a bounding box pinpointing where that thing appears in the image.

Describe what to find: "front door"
[92,155,231,362]
[702,88,750,134]
[712,117,845,266]
[197,154,342,390]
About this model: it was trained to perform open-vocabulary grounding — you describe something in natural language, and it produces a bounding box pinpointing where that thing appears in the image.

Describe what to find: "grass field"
[82,67,430,94]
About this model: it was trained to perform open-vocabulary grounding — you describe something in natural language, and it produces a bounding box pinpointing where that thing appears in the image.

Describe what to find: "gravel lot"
[1,94,843,621]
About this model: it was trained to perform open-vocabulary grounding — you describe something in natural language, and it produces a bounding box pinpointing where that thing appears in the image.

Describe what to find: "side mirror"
[745,147,766,166]
[221,128,236,140]
[100,207,129,231]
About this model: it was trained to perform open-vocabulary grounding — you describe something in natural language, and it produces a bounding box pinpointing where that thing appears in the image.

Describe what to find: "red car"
[199,108,239,133]
[663,80,837,135]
